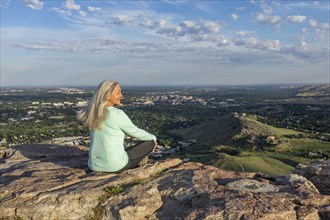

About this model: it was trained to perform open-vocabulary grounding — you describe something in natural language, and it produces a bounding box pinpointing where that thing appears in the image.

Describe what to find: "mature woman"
[77,80,157,173]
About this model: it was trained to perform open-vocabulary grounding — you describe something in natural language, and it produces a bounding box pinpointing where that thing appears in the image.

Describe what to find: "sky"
[1,0,329,86]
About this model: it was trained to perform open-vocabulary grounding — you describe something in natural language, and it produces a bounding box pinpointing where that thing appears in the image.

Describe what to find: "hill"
[171,113,330,175]
[296,84,330,97]
[172,113,303,150]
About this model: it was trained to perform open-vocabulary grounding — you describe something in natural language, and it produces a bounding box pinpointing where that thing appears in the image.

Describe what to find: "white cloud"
[308,19,330,39]
[87,6,102,13]
[201,20,221,33]
[216,35,230,46]
[64,0,81,11]
[287,15,306,23]
[142,18,222,41]
[141,19,153,28]
[110,15,134,27]
[235,31,247,37]
[262,6,273,15]
[6,27,327,74]
[256,13,281,26]
[230,14,239,21]
[308,18,318,27]
[192,34,230,46]
[234,37,281,51]
[180,20,199,34]
[79,11,87,17]
[284,1,329,11]
[22,0,43,10]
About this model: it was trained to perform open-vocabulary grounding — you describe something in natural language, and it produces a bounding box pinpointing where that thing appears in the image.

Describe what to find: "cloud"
[192,34,230,46]
[201,20,221,33]
[287,15,306,23]
[180,20,199,34]
[281,38,328,62]
[50,0,82,18]
[284,1,329,11]
[256,13,281,26]
[230,14,239,21]
[308,18,330,39]
[234,37,281,51]
[235,31,247,37]
[8,29,327,69]
[110,15,134,26]
[79,10,87,17]
[308,18,318,27]
[262,6,273,15]
[64,0,80,11]
[87,6,101,13]
[231,35,327,64]
[141,18,223,42]
[22,0,43,10]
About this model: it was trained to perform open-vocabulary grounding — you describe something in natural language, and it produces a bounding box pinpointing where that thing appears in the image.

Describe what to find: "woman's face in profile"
[108,84,123,106]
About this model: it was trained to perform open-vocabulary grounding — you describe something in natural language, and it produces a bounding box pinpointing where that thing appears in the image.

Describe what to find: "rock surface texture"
[0,144,329,220]
[293,160,330,195]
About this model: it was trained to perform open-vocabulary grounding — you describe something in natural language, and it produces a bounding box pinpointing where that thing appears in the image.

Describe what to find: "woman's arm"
[118,110,157,141]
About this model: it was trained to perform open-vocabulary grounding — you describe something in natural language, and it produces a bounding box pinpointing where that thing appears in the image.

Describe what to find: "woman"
[77,80,157,173]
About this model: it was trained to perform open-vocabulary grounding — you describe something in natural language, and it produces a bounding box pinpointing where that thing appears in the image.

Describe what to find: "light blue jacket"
[88,106,156,172]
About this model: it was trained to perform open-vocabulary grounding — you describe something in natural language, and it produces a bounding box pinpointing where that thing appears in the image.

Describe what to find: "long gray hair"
[77,80,119,130]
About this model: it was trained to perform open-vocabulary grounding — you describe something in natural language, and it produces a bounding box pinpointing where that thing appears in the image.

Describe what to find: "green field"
[289,139,330,151]
[244,116,303,137]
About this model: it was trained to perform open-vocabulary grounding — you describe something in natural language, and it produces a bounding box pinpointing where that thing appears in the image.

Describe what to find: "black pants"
[117,140,155,173]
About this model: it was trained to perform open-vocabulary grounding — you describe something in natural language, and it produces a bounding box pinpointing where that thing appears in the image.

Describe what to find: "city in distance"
[1,83,329,176]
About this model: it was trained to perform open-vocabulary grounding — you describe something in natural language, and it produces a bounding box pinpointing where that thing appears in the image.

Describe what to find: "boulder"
[1,144,330,220]
[293,160,330,195]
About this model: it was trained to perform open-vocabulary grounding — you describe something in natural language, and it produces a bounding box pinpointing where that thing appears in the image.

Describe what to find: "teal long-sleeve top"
[88,106,157,172]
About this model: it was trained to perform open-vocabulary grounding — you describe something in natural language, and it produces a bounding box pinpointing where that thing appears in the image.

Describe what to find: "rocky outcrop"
[293,160,330,195]
[1,144,330,220]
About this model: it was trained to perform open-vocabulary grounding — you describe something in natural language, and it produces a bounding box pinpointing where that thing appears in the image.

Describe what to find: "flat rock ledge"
[0,144,329,220]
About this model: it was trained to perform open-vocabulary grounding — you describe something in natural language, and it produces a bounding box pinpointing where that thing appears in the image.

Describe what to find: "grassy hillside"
[172,115,241,146]
[173,114,303,149]
[171,114,330,176]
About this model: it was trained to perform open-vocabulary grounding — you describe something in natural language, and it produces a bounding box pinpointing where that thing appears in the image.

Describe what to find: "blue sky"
[1,0,329,86]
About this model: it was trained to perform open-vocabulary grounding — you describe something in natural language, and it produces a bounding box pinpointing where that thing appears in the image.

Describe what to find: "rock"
[293,160,330,195]
[0,144,182,220]
[1,144,330,220]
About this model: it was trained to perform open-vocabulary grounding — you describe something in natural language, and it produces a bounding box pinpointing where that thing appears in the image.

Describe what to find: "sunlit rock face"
[1,144,329,220]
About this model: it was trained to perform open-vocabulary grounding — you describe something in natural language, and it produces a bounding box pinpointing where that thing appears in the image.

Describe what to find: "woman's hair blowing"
[77,80,118,130]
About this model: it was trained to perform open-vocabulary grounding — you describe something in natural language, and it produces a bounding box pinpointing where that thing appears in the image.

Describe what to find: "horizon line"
[1,82,329,88]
